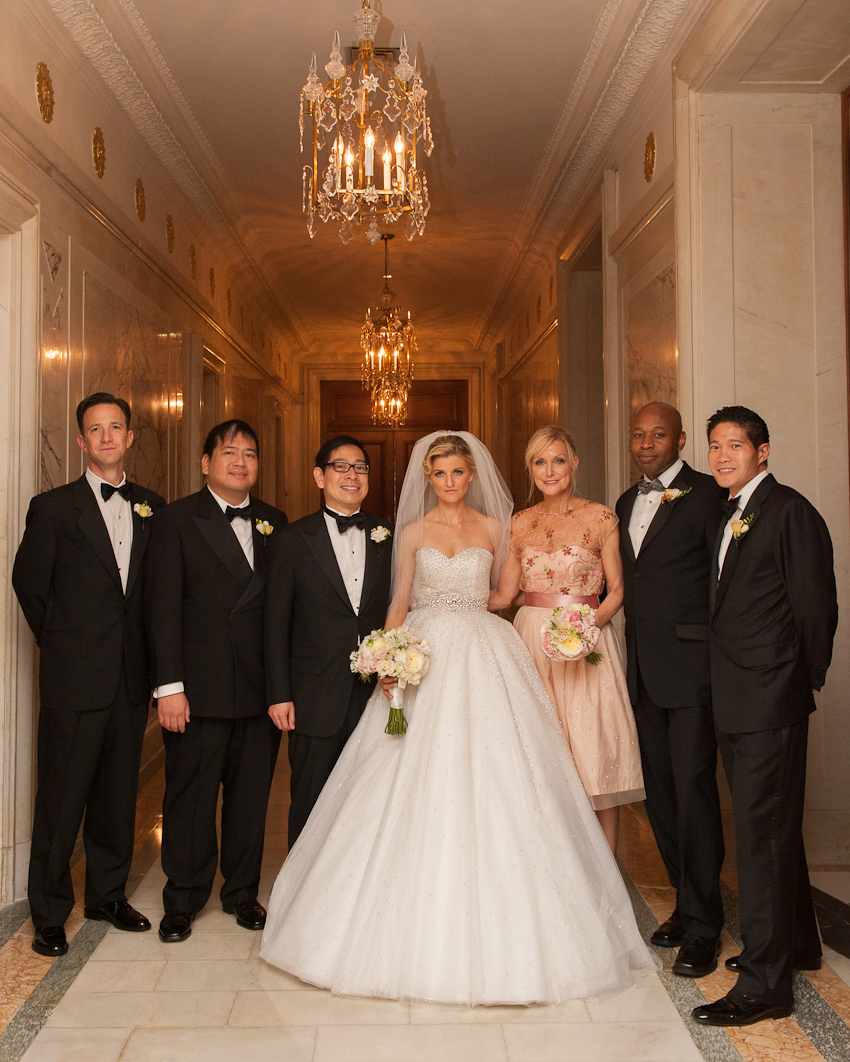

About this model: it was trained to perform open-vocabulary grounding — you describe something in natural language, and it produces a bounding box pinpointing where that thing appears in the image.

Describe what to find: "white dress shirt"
[154,486,253,700]
[324,508,366,614]
[85,467,133,592]
[629,458,683,555]
[717,469,769,576]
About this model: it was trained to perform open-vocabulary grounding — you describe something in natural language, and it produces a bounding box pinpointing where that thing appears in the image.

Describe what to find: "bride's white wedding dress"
[260,547,657,1005]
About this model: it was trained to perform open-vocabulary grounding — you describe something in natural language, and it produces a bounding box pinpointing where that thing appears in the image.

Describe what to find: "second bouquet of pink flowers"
[540,604,603,666]
[350,627,432,736]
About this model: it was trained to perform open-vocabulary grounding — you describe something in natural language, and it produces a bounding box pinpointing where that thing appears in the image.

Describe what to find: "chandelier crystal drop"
[361,234,415,426]
[300,0,433,244]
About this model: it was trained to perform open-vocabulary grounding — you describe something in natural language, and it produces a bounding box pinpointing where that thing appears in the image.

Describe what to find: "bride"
[260,432,657,1006]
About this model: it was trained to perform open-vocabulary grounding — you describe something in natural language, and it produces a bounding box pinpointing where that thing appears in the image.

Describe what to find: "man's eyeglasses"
[325,461,370,475]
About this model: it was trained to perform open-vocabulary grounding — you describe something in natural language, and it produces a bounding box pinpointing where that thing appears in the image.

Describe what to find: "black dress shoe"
[672,934,721,977]
[222,899,266,930]
[725,952,821,972]
[158,910,194,942]
[692,989,792,1026]
[32,925,68,957]
[84,901,151,932]
[650,909,685,948]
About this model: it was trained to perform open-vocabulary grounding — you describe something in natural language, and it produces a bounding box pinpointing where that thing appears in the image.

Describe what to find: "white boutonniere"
[731,513,754,540]
[370,525,391,543]
[256,519,274,537]
[660,486,692,506]
[133,501,153,519]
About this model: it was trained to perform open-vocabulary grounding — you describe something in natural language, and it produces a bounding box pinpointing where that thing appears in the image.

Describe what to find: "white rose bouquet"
[540,604,602,665]
[350,626,431,736]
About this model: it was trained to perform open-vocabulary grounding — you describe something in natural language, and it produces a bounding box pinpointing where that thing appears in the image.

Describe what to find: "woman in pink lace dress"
[489,426,643,852]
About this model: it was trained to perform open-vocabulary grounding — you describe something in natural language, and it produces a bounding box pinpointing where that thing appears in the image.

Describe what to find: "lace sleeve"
[594,504,619,550]
[510,509,531,558]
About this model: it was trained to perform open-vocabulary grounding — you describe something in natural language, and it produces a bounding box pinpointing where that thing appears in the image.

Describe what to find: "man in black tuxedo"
[616,403,726,978]
[693,406,837,1027]
[147,420,286,943]
[266,434,393,847]
[13,392,164,956]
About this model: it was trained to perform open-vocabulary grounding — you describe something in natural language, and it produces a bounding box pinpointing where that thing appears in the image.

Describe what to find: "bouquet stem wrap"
[385,686,407,736]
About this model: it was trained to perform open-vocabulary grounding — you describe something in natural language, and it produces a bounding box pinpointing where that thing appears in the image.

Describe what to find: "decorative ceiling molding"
[46,0,309,355]
[475,0,692,349]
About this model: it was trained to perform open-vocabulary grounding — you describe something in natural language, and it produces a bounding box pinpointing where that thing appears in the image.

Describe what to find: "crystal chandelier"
[300,0,433,245]
[361,234,415,426]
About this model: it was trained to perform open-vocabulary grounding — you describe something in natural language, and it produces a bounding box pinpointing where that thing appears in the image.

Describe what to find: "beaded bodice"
[412,547,491,612]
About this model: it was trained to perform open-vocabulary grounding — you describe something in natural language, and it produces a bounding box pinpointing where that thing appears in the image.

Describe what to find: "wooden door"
[320,379,469,522]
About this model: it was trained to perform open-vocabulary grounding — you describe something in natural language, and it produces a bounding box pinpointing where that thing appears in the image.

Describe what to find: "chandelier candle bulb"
[364,127,375,178]
[382,149,392,191]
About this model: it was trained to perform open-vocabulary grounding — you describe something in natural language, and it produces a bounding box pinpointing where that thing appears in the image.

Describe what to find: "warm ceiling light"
[361,233,415,425]
[300,0,433,245]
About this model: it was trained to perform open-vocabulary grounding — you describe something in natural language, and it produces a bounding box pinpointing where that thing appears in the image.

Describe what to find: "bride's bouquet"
[540,604,603,665]
[350,627,431,736]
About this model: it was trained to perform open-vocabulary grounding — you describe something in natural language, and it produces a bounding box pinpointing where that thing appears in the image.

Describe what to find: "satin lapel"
[303,511,353,611]
[231,512,268,614]
[191,489,252,588]
[124,484,151,599]
[712,477,772,615]
[75,476,122,590]
[360,516,386,607]
[709,515,724,614]
[637,466,694,556]
[619,487,638,564]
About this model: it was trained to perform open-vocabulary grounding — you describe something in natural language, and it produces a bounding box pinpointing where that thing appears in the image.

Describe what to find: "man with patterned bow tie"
[13,392,165,957]
[146,420,286,943]
[692,406,838,1027]
[266,435,393,847]
[616,403,726,978]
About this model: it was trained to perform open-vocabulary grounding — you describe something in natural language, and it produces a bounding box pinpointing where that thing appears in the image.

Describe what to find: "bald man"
[616,403,726,977]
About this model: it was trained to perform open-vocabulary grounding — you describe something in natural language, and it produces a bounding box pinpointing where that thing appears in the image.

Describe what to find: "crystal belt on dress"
[416,593,487,612]
[524,592,600,609]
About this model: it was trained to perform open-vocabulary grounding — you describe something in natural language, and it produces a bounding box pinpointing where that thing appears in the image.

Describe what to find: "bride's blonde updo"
[422,434,478,477]
[524,425,579,501]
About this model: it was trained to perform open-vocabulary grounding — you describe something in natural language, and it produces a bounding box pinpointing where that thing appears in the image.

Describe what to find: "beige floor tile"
[68,960,166,993]
[585,979,679,1023]
[824,945,850,989]
[190,909,261,935]
[229,988,409,1025]
[20,1027,131,1062]
[120,1026,315,1061]
[90,932,255,962]
[154,957,302,992]
[503,1021,702,1062]
[314,1023,509,1062]
[44,990,235,1029]
[409,999,590,1024]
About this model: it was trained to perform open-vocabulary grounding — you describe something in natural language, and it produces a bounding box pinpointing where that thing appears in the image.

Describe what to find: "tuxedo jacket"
[710,474,837,734]
[265,509,393,738]
[12,475,165,711]
[146,488,287,719]
[616,463,724,708]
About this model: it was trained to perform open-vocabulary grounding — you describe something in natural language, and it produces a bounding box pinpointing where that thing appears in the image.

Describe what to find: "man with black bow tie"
[266,435,393,847]
[692,406,837,1027]
[147,420,286,943]
[13,392,165,956]
[616,403,726,978]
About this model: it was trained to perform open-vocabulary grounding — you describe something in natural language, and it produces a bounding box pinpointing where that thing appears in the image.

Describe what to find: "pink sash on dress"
[524,592,600,609]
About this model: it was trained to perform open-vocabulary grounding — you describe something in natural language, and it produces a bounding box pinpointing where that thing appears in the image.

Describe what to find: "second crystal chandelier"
[361,234,415,426]
[300,0,433,244]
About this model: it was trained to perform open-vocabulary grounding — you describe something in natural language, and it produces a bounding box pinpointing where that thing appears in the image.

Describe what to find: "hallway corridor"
[1,752,850,1062]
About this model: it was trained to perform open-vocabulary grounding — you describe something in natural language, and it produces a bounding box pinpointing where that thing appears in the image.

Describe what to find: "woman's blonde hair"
[422,434,477,477]
[524,425,579,502]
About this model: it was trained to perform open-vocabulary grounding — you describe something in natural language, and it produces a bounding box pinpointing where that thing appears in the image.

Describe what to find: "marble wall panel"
[81,272,169,497]
[625,262,677,483]
[39,223,70,492]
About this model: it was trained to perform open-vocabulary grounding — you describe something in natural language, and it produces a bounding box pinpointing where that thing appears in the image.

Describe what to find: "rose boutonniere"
[731,513,754,541]
[255,519,274,537]
[661,486,692,506]
[371,526,391,543]
[133,501,153,519]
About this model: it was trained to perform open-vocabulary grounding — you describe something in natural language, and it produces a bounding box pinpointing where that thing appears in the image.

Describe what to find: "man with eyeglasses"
[266,435,393,846]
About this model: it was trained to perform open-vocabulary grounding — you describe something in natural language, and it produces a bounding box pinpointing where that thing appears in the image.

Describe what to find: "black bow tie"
[637,478,665,494]
[100,481,132,502]
[226,504,253,522]
[325,507,366,534]
[722,496,741,519]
